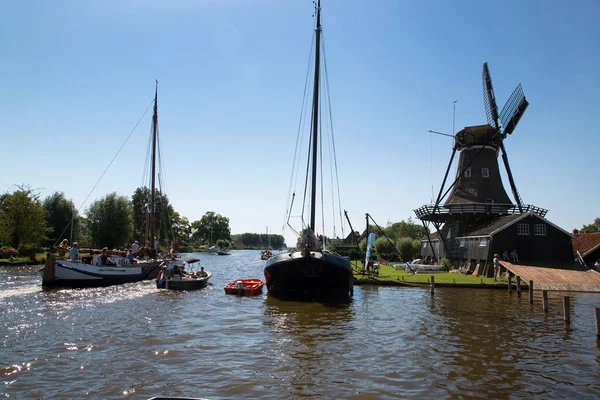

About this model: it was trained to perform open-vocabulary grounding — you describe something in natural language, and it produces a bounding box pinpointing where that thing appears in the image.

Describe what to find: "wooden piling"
[542,290,548,313]
[516,276,521,298]
[508,274,512,293]
[529,280,534,304]
[595,307,600,338]
[430,276,435,295]
[563,296,570,324]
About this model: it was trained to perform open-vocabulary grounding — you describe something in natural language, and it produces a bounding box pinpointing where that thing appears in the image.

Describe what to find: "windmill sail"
[482,62,499,129]
[499,84,529,135]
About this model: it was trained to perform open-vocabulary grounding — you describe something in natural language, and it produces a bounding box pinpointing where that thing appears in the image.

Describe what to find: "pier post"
[542,290,548,313]
[595,307,600,338]
[430,276,435,295]
[563,296,570,324]
[529,280,534,304]
[516,276,521,298]
[508,274,512,293]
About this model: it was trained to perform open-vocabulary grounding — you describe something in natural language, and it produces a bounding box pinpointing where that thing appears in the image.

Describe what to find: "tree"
[581,217,600,233]
[131,187,175,245]
[87,192,133,248]
[191,211,231,244]
[0,185,49,249]
[385,218,429,241]
[374,236,396,258]
[396,237,420,262]
[43,191,81,246]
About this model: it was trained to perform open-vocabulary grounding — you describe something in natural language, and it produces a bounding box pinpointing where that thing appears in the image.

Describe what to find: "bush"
[0,247,18,259]
[440,257,453,270]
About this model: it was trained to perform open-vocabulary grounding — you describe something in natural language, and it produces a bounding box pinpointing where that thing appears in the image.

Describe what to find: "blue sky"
[1,0,599,245]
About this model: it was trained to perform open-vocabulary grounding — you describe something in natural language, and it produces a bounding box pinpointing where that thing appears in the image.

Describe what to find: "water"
[1,250,599,399]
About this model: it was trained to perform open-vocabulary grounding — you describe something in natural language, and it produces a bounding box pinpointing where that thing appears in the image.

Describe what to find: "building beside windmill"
[414,63,574,276]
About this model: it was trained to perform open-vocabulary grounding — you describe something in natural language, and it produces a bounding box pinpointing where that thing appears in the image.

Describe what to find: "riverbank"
[352,262,520,289]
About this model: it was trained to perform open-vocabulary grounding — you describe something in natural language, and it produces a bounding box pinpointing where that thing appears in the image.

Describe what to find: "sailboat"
[40,84,169,289]
[264,0,354,300]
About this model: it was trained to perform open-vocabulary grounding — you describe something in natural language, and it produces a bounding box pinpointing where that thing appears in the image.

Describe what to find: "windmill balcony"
[414,203,548,222]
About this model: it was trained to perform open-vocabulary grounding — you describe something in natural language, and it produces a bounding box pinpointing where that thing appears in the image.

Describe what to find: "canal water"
[1,250,599,399]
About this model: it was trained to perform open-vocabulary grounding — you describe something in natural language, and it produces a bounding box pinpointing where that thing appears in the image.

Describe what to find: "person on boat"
[58,239,69,256]
[131,240,140,253]
[493,254,500,281]
[69,242,79,261]
[594,259,600,272]
[100,247,115,266]
[502,250,510,261]
[126,249,135,264]
[195,266,208,278]
[169,247,177,259]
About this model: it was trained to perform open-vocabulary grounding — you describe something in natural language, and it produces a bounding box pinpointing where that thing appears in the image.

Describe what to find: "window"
[423,242,427,248]
[463,167,472,178]
[485,198,493,213]
[459,239,465,248]
[446,228,452,239]
[479,238,488,247]
[534,224,547,236]
[482,168,490,178]
[517,223,529,235]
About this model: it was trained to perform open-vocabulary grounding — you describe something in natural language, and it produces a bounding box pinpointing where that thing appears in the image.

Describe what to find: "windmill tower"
[415,62,547,262]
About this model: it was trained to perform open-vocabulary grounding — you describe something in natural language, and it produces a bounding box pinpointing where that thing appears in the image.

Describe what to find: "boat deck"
[501,261,600,292]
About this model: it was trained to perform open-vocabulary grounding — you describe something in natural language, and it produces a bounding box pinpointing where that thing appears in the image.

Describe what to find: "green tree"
[131,187,175,244]
[191,211,231,244]
[385,218,428,241]
[397,237,420,262]
[0,185,49,249]
[87,192,133,248]
[43,191,81,246]
[374,236,396,257]
[581,217,600,233]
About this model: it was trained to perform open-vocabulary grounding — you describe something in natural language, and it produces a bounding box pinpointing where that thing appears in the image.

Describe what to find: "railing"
[414,203,548,220]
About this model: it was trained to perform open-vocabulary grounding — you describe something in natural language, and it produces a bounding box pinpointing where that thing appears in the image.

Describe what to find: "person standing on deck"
[69,242,79,261]
[131,240,140,253]
[493,254,500,281]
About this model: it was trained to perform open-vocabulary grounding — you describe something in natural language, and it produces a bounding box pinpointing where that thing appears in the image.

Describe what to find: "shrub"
[0,247,18,259]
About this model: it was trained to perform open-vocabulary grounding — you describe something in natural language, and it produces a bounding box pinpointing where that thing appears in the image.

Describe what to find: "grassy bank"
[352,261,510,286]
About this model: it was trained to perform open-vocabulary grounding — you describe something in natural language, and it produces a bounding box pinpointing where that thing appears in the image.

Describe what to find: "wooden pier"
[501,261,600,292]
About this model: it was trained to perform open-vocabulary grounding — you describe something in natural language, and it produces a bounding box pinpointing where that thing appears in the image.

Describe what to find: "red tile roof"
[572,232,600,257]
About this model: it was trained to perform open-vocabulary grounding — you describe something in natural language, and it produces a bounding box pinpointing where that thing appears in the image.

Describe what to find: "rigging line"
[430,130,434,203]
[142,123,153,189]
[319,83,325,240]
[301,105,315,223]
[321,33,344,239]
[283,30,316,233]
[79,98,154,215]
[367,214,407,264]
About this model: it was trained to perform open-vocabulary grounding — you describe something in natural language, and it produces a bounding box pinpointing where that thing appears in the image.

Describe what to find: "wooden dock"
[501,261,600,292]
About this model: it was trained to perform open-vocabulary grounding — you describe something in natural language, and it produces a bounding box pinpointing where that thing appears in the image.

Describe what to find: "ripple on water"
[1,257,600,399]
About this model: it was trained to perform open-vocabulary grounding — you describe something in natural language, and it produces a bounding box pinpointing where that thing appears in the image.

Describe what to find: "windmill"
[415,62,546,263]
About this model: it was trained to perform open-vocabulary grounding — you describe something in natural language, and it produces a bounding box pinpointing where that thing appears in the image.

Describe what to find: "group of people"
[502,249,519,263]
[170,265,208,279]
[58,239,80,262]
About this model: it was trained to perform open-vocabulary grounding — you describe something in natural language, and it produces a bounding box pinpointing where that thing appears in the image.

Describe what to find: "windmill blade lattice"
[499,84,529,135]
[482,62,499,129]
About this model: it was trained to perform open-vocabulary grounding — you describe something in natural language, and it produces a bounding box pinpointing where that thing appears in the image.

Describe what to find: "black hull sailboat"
[264,0,353,301]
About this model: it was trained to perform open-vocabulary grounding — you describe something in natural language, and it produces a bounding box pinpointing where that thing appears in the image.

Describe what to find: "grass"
[352,261,508,286]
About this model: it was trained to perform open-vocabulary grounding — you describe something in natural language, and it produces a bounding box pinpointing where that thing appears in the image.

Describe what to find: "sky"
[1,0,599,246]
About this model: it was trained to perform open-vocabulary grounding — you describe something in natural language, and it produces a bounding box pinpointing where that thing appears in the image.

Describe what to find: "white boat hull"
[40,259,161,289]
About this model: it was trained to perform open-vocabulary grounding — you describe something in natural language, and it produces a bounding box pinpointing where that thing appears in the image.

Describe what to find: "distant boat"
[217,250,231,256]
[204,246,220,253]
[264,0,353,301]
[260,249,273,260]
[40,83,166,289]
[224,279,264,296]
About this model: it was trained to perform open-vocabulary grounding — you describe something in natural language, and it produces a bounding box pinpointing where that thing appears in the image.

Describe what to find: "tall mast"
[150,81,158,252]
[309,0,321,232]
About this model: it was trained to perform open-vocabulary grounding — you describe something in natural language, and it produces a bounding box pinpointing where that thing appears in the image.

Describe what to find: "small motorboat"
[217,250,231,256]
[224,278,264,296]
[156,268,212,291]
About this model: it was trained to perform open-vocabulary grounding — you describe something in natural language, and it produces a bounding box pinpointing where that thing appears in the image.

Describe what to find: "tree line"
[0,185,240,253]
